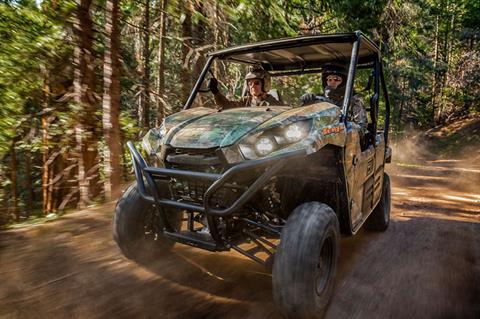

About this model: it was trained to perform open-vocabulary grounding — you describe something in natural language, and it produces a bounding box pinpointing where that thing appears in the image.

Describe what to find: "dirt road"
[1,155,479,319]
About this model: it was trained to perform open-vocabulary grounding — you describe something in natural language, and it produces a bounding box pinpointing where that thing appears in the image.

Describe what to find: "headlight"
[141,124,166,155]
[284,122,310,143]
[255,136,277,157]
[238,119,312,159]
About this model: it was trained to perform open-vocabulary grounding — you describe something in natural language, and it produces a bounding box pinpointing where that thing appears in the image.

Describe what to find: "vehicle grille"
[169,178,228,205]
[165,147,224,173]
[164,147,227,205]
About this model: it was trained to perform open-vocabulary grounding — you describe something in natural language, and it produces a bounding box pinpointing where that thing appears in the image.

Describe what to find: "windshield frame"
[183,33,384,128]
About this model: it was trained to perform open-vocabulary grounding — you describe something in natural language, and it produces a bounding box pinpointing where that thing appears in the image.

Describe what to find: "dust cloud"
[389,128,480,195]
[385,116,480,230]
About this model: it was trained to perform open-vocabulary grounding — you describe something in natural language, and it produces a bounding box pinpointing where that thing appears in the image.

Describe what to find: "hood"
[164,107,217,131]
[166,106,290,148]
[252,101,341,133]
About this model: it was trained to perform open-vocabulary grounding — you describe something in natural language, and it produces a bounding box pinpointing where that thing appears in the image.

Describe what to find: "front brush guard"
[127,141,305,242]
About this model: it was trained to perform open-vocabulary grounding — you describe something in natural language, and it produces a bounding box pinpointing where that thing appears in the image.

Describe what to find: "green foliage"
[0,0,73,155]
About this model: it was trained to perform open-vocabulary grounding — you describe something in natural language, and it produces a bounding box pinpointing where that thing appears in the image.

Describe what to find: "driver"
[207,66,282,110]
[301,63,367,129]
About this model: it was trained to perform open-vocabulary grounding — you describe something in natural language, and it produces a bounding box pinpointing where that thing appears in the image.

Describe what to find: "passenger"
[301,63,367,129]
[207,66,283,109]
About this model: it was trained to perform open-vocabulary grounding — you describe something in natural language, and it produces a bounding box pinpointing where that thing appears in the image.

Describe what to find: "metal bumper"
[127,141,305,217]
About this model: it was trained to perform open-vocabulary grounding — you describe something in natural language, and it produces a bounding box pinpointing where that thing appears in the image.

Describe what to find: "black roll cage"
[183,30,391,145]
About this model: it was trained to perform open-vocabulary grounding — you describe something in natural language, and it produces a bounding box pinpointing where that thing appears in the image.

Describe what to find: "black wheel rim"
[315,234,334,296]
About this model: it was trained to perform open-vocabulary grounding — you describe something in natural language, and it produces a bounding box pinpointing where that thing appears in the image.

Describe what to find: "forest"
[0,0,479,225]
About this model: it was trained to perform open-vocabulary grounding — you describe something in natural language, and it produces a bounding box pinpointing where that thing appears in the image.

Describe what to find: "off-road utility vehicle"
[113,31,392,318]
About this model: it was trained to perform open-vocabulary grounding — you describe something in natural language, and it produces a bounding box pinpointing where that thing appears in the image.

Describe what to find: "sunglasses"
[327,77,342,82]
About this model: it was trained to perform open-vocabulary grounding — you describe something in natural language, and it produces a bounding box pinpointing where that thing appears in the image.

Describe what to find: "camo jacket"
[326,93,367,128]
[349,95,368,129]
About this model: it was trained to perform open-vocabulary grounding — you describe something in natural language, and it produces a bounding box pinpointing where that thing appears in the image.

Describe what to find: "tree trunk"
[191,1,205,108]
[24,148,33,216]
[431,15,439,124]
[180,0,192,108]
[391,71,400,130]
[0,167,6,225]
[120,129,128,181]
[57,154,79,212]
[73,0,98,208]
[41,98,51,214]
[9,141,18,221]
[211,1,227,80]
[438,8,454,124]
[212,0,220,77]
[192,1,205,79]
[138,0,151,130]
[445,14,455,81]
[399,77,406,126]
[54,153,68,212]
[156,0,168,124]
[46,159,54,213]
[102,0,123,200]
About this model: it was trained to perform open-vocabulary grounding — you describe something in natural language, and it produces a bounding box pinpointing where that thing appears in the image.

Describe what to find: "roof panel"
[209,32,380,71]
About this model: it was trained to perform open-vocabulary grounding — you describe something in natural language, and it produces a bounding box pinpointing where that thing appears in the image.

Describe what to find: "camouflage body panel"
[342,122,388,233]
[229,102,346,159]
[164,107,216,132]
[251,101,340,132]
[167,106,290,149]
[344,122,363,226]
[153,102,349,158]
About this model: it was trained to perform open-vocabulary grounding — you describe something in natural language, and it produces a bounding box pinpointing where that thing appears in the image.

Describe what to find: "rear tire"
[273,202,340,319]
[365,173,391,231]
[113,183,183,263]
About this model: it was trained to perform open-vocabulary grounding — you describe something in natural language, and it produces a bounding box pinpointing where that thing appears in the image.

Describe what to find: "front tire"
[365,173,391,231]
[273,202,340,319]
[113,183,183,263]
